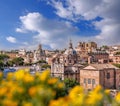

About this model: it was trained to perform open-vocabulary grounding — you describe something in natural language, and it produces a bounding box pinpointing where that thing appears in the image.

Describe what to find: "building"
[18,49,26,56]
[75,41,97,63]
[0,51,18,60]
[88,51,109,64]
[109,51,120,64]
[24,51,34,64]
[80,64,120,91]
[75,41,97,53]
[33,44,46,63]
[51,40,83,81]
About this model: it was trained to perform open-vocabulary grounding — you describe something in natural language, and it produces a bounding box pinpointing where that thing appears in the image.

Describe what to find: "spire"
[69,39,73,49]
[38,44,42,50]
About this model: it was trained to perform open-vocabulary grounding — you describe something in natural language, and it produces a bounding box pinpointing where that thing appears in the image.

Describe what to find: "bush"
[0,70,120,106]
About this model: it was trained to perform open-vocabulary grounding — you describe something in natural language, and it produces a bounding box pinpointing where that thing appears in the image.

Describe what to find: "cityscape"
[0,0,120,106]
[1,41,120,90]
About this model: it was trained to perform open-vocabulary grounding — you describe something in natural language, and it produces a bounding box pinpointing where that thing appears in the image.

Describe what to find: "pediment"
[84,65,96,70]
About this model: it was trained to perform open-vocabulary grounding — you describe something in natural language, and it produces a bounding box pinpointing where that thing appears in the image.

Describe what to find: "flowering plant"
[0,69,120,106]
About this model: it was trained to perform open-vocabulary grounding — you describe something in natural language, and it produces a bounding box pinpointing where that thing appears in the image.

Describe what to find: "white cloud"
[16,28,27,33]
[16,12,79,49]
[48,0,120,46]
[6,36,17,43]
[15,0,120,49]
[22,42,29,45]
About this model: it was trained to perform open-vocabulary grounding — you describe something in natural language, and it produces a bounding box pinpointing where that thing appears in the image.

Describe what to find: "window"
[84,78,86,84]
[92,79,95,85]
[107,73,110,79]
[88,79,91,84]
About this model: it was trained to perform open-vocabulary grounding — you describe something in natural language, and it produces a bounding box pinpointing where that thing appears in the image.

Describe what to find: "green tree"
[115,52,120,55]
[39,60,47,63]
[101,45,109,50]
[42,64,51,69]
[7,60,14,66]
[55,78,80,98]
[113,64,120,68]
[0,54,9,60]
[0,54,9,69]
[64,78,79,94]
[12,57,24,66]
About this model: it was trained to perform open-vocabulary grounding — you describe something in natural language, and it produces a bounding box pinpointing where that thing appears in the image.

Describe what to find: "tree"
[0,60,4,70]
[12,57,24,66]
[64,78,79,94]
[41,64,51,69]
[101,45,109,50]
[0,54,9,69]
[7,60,14,66]
[0,54,9,60]
[115,52,120,55]
[55,78,80,98]
[113,64,120,68]
[37,60,47,64]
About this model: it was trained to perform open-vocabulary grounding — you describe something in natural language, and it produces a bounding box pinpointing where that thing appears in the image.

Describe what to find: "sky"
[0,0,120,50]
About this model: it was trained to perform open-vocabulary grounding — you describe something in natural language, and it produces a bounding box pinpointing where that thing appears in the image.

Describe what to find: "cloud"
[48,0,120,46]
[16,28,27,33]
[16,12,79,49]
[16,0,120,49]
[6,36,17,43]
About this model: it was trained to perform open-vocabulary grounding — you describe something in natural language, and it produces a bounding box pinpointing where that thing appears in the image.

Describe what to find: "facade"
[51,40,83,81]
[18,49,26,56]
[109,51,120,64]
[88,51,109,64]
[80,64,120,91]
[24,51,34,63]
[75,41,97,53]
[112,55,120,64]
[75,41,97,63]
[33,44,46,62]
[3,51,18,60]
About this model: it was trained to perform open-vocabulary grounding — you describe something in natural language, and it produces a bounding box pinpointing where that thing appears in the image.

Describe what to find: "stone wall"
[80,69,99,91]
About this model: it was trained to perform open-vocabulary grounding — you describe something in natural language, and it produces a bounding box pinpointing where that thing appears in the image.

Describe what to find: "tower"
[69,39,73,49]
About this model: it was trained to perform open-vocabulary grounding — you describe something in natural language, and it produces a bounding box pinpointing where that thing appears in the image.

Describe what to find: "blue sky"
[0,0,119,50]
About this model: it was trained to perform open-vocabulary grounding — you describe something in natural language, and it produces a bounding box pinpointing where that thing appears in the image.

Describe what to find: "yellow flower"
[0,87,7,96]
[24,68,30,72]
[85,85,103,105]
[23,73,34,83]
[12,86,24,94]
[49,97,70,106]
[40,70,50,81]
[115,92,120,102]
[94,85,102,93]
[23,102,33,106]
[0,71,3,77]
[48,78,58,85]
[86,92,103,105]
[28,86,38,97]
[2,99,18,106]
[69,86,84,99]
[105,89,110,95]
[7,72,14,80]
[15,70,25,80]
[57,83,64,89]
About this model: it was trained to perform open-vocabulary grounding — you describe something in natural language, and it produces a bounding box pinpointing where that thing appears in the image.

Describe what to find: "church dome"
[64,40,77,55]
[64,48,77,55]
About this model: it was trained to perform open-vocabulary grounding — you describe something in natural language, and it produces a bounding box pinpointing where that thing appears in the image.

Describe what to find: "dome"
[64,40,77,55]
[64,48,77,55]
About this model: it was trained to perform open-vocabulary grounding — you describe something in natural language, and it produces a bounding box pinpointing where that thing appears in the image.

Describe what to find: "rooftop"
[84,64,119,70]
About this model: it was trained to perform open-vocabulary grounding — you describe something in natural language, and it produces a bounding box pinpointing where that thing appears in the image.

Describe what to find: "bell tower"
[69,39,73,49]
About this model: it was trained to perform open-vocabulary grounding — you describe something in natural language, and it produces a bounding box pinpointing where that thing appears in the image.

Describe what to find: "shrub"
[0,70,120,106]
